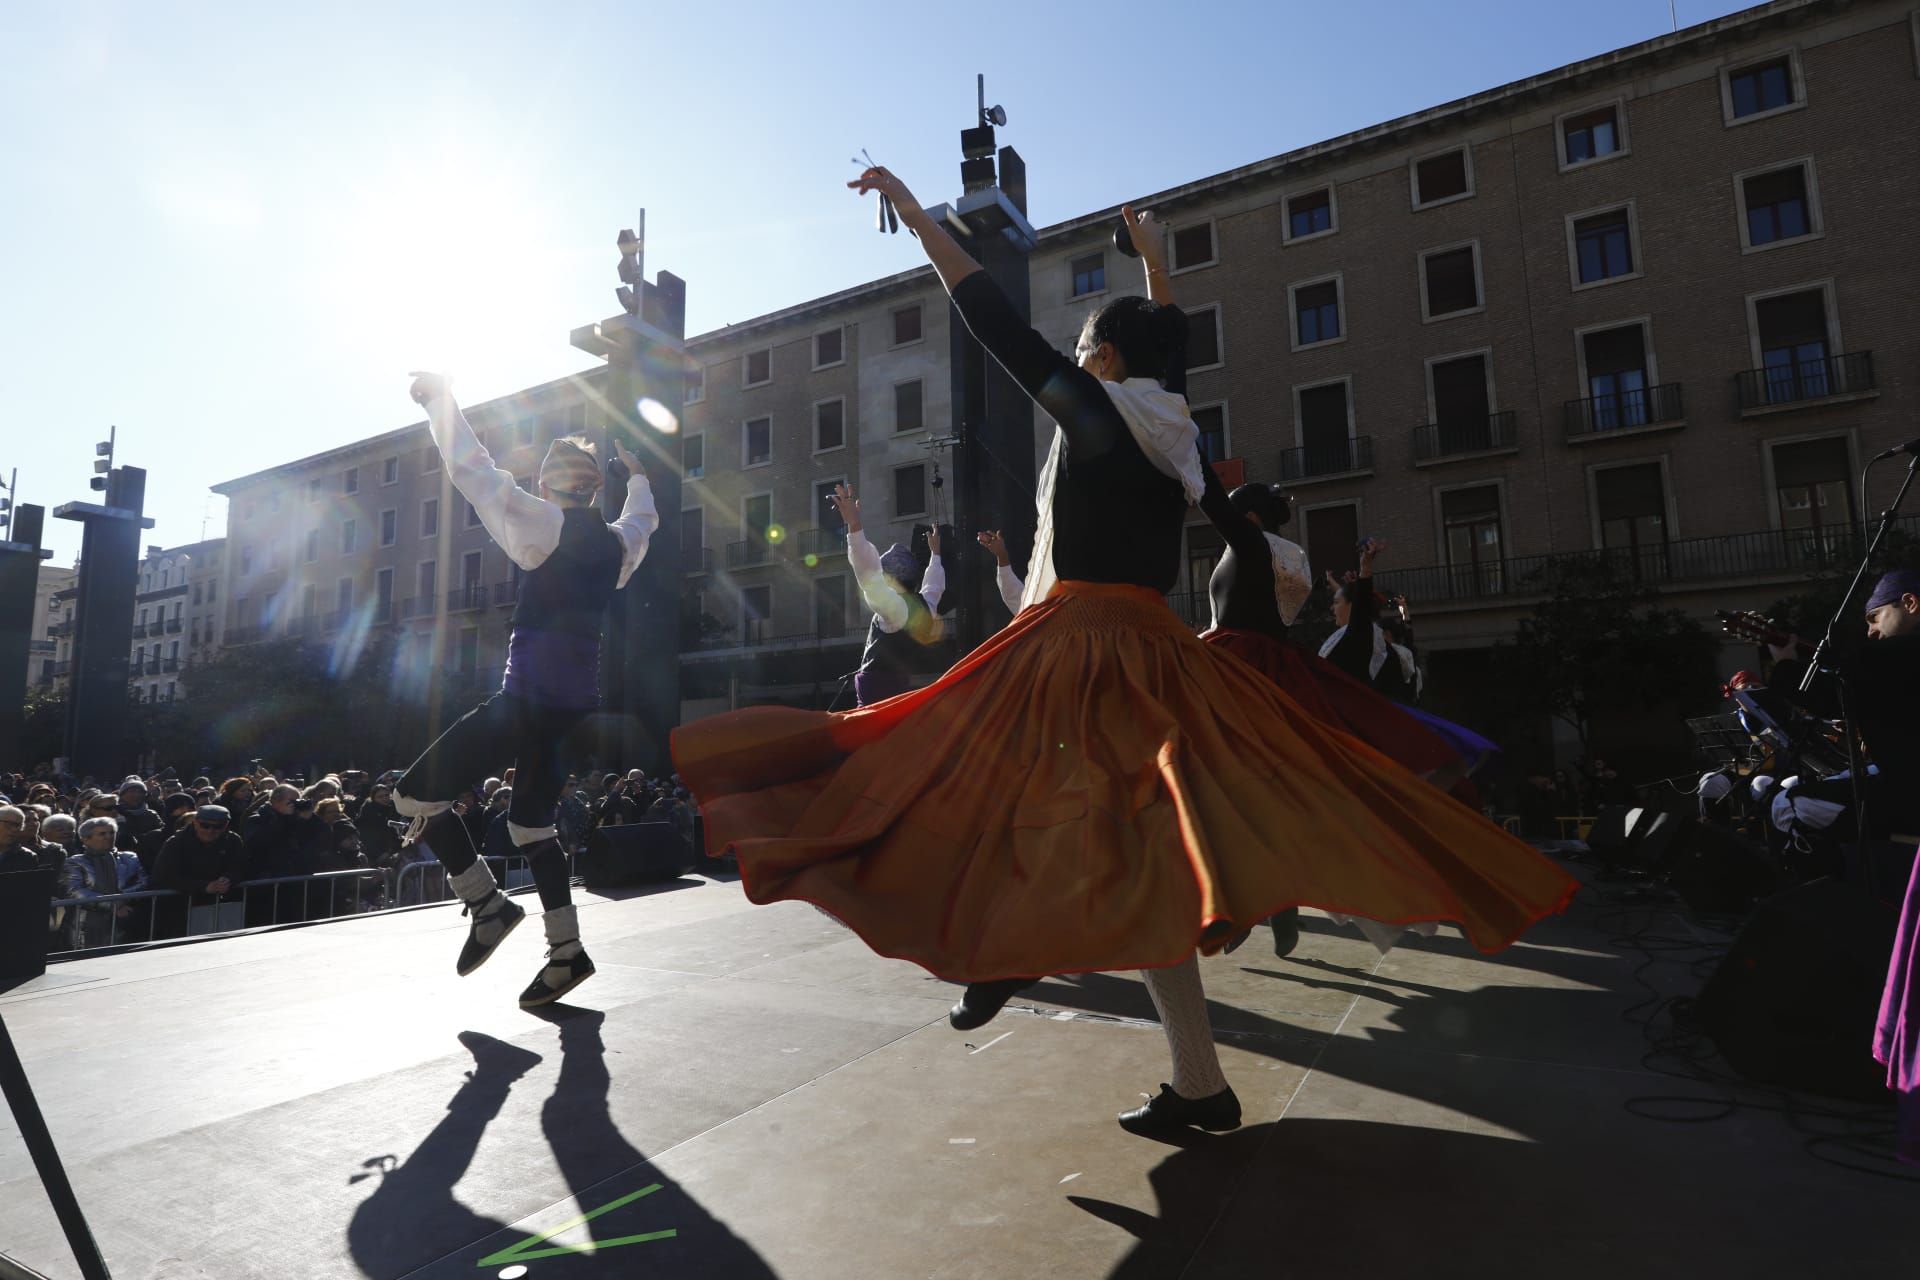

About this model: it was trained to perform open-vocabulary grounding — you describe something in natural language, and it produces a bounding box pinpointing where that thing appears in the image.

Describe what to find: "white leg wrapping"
[449,859,500,907]
[508,822,559,846]
[392,793,451,819]
[1141,955,1229,1100]
[542,903,581,956]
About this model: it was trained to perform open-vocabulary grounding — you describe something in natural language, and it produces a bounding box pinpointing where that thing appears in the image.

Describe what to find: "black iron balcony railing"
[794,527,849,559]
[52,661,71,677]
[131,623,149,639]
[397,597,431,620]
[226,625,266,646]
[446,584,487,612]
[161,658,179,673]
[1382,516,1920,608]
[684,546,714,575]
[373,600,394,624]
[165,617,183,633]
[48,620,74,638]
[1735,350,1875,412]
[1564,383,1685,438]
[285,615,315,637]
[28,639,55,654]
[494,581,519,605]
[1278,436,1373,482]
[1412,411,1518,463]
[321,610,348,632]
[727,538,777,569]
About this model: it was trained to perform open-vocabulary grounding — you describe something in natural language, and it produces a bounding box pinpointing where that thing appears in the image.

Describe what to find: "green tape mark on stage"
[476,1181,678,1266]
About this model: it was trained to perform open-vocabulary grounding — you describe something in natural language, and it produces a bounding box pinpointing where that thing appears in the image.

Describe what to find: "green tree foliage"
[1489,556,1721,756]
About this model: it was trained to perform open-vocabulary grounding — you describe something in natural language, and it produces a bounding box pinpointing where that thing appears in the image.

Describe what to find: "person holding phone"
[390,371,658,1008]
[674,170,1575,1136]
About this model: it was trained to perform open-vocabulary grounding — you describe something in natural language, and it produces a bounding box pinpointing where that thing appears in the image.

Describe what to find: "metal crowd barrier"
[43,859,530,956]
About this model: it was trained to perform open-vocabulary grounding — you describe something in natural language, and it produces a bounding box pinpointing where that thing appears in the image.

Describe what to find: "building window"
[1421,244,1482,319]
[1753,288,1835,403]
[1441,486,1505,594]
[1303,503,1361,580]
[1070,252,1106,298]
[1594,462,1669,572]
[891,303,923,347]
[1427,353,1501,455]
[379,509,397,547]
[685,363,705,404]
[418,560,437,603]
[457,627,479,673]
[1772,437,1854,544]
[1559,104,1624,167]
[814,399,845,453]
[374,567,395,619]
[894,464,928,518]
[1739,161,1818,249]
[422,447,440,474]
[1725,54,1800,122]
[306,478,322,503]
[305,528,320,563]
[336,579,353,616]
[814,576,848,639]
[1185,305,1223,370]
[1291,278,1342,349]
[1285,188,1334,241]
[1170,222,1217,272]
[744,347,772,387]
[240,546,254,576]
[743,494,772,559]
[1581,324,1653,429]
[344,466,359,495]
[815,479,847,538]
[1412,147,1473,208]
[464,500,482,529]
[680,507,704,557]
[814,328,844,369]
[208,580,216,603]
[421,497,439,538]
[1296,381,1353,472]
[1191,404,1228,465]
[741,584,771,644]
[1571,207,1637,286]
[895,380,924,433]
[682,433,704,479]
[460,550,483,591]
[743,416,772,467]
[382,456,399,485]
[192,583,202,605]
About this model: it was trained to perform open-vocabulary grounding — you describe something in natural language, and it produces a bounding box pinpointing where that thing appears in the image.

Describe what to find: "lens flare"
[766,523,786,544]
[638,398,679,434]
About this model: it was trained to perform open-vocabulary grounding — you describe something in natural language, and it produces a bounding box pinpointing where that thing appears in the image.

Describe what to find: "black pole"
[0,1010,113,1279]
[1797,451,1920,891]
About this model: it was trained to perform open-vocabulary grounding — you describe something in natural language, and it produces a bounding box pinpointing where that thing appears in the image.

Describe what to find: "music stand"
[1687,711,1757,772]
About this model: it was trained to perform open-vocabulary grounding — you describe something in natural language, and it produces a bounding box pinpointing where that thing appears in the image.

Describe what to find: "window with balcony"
[1772,437,1854,558]
[1285,187,1334,241]
[814,576,848,639]
[418,560,437,603]
[1191,404,1228,465]
[1571,206,1637,286]
[1421,244,1481,319]
[1070,252,1106,298]
[895,379,924,433]
[744,416,772,467]
[1572,323,1680,435]
[421,497,439,538]
[1442,486,1505,595]
[743,494,772,563]
[1287,381,1362,480]
[683,433,704,478]
[1422,353,1510,459]
[680,507,704,559]
[814,479,847,543]
[1595,462,1669,576]
[1291,277,1342,348]
[1753,289,1837,406]
[1304,503,1361,580]
[379,509,397,547]
[1740,162,1817,249]
[741,584,771,644]
[1412,147,1473,208]
[374,567,394,619]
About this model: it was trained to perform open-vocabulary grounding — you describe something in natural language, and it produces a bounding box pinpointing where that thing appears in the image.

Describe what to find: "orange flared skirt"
[671,582,1576,982]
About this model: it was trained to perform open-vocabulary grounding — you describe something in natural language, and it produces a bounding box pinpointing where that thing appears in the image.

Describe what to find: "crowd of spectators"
[0,763,701,952]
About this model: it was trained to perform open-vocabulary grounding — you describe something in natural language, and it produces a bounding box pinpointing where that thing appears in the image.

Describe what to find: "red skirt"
[1200,627,1461,781]
[672,582,1575,982]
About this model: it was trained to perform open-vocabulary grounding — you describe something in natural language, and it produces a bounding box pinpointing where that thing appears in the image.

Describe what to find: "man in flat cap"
[391,373,657,1007]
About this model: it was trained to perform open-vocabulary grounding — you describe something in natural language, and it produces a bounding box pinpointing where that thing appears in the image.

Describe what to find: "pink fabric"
[1873,844,1920,1163]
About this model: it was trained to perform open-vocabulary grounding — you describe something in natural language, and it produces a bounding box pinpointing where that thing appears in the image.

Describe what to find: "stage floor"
[1,865,1910,1279]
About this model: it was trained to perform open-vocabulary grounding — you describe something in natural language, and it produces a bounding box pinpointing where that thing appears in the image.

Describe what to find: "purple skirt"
[1874,844,1920,1164]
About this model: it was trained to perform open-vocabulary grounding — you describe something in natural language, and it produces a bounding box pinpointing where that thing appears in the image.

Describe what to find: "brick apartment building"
[209,0,1920,736]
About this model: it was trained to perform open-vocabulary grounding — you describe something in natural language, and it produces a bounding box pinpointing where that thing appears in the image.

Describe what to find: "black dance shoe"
[455,893,525,977]
[1268,907,1301,958]
[519,946,596,1009]
[1117,1083,1242,1136]
[948,977,1034,1031]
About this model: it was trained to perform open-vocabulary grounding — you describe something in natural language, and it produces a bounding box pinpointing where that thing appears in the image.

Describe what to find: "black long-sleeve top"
[1325,576,1414,702]
[1777,631,1920,798]
[1196,469,1286,638]
[949,274,1189,593]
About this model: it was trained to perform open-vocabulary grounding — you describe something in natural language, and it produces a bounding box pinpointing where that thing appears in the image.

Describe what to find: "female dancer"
[673,172,1575,1135]
[830,482,947,707]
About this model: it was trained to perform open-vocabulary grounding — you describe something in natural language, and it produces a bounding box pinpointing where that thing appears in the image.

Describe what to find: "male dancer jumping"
[393,372,657,1007]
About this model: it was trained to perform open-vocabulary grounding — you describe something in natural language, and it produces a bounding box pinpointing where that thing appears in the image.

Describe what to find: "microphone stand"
[1797,450,1920,895]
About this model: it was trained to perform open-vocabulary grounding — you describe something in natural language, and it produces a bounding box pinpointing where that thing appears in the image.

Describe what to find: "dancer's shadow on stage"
[345,1007,774,1278]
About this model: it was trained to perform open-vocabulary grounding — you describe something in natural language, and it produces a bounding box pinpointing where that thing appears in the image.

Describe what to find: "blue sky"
[2,0,1755,564]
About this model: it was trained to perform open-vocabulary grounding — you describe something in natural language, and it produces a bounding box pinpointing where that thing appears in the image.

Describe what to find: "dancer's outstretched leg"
[1120,955,1240,1135]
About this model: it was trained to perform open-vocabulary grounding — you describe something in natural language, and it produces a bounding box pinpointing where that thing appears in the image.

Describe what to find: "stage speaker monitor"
[0,866,58,984]
[581,821,696,889]
[1694,878,1895,1102]
[1664,821,1776,917]
[1583,805,1645,867]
